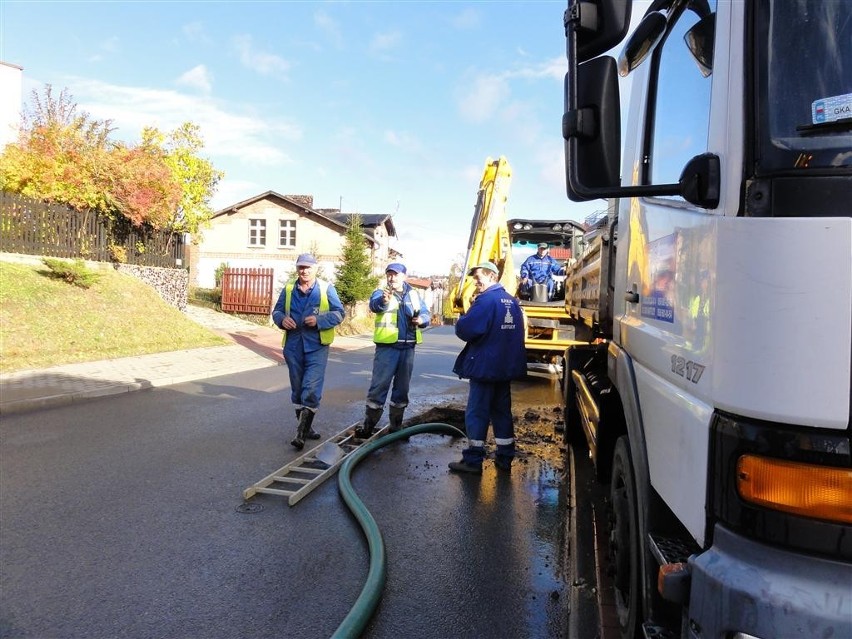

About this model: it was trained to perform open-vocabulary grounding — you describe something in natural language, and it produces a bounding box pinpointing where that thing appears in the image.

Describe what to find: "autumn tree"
[0,86,117,214]
[140,123,223,235]
[0,86,222,234]
[334,214,379,307]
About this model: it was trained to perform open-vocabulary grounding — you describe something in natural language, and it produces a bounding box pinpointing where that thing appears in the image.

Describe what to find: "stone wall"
[116,264,188,311]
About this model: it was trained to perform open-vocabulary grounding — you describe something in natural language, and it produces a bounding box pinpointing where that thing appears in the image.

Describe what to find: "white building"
[0,61,23,149]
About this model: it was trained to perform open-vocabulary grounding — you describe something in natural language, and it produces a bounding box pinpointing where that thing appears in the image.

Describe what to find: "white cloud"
[232,34,291,78]
[369,30,402,56]
[456,73,511,123]
[383,129,421,152]
[176,64,213,94]
[182,22,211,44]
[210,178,263,211]
[62,77,300,167]
[450,8,480,30]
[314,10,343,48]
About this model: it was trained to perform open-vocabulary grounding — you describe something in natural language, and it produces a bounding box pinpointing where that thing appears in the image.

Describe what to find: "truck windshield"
[757,0,852,173]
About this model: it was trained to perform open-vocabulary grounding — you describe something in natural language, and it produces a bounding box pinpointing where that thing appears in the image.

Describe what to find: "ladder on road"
[243,422,388,507]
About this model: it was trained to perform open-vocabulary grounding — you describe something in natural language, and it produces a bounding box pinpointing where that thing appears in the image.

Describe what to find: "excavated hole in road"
[405,401,567,472]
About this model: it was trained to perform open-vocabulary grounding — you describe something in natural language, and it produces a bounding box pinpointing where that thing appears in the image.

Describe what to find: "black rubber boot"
[388,406,405,433]
[295,408,321,440]
[291,409,315,450]
[355,406,383,439]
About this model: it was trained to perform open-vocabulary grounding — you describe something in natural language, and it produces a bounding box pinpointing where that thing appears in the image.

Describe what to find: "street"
[1,327,605,638]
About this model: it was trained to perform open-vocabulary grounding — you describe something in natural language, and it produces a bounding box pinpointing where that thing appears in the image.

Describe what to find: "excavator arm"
[452,156,517,314]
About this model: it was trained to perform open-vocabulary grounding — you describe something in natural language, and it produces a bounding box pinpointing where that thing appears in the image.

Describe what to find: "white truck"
[561,1,851,638]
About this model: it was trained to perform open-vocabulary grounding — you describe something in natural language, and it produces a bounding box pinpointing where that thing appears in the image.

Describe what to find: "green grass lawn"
[0,259,229,373]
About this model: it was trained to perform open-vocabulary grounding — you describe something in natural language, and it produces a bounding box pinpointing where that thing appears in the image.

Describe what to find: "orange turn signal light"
[737,454,852,524]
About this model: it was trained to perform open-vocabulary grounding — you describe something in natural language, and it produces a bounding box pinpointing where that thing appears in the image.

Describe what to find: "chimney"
[286,195,314,209]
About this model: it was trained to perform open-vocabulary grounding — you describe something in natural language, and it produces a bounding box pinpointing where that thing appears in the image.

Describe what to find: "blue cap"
[296,253,317,267]
[385,262,407,274]
[468,261,498,275]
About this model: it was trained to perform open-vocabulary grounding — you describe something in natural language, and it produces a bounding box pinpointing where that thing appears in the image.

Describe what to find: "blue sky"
[0,0,611,276]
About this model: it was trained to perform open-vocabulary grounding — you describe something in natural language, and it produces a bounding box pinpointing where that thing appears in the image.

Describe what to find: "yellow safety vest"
[282,279,335,346]
[374,289,423,345]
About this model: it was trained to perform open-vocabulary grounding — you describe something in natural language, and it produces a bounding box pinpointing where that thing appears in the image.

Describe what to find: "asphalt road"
[1,327,602,639]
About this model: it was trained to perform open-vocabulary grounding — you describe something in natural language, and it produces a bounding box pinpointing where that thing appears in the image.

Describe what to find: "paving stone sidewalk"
[0,306,373,416]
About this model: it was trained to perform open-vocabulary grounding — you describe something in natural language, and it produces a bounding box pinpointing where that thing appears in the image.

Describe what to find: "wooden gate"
[221,268,274,314]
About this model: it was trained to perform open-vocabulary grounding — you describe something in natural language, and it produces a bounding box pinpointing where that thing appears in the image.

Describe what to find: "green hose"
[331,422,465,639]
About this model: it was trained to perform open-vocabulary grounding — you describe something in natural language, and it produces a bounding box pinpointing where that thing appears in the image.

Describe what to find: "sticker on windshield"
[812,93,852,124]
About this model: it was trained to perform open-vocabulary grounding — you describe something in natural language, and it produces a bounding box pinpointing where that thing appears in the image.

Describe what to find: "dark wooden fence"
[221,267,274,314]
[0,191,184,268]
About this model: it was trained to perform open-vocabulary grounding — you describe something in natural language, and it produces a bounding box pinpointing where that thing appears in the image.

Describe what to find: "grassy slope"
[0,260,229,373]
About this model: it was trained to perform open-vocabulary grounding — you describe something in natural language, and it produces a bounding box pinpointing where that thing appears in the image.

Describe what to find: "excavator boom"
[452,156,515,314]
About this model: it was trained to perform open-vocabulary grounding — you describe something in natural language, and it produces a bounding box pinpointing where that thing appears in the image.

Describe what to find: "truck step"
[649,533,701,566]
[642,622,678,639]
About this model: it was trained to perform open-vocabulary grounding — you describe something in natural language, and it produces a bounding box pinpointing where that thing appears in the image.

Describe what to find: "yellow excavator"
[452,156,588,374]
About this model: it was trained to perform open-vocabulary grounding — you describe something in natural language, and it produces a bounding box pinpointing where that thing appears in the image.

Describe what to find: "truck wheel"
[608,436,640,638]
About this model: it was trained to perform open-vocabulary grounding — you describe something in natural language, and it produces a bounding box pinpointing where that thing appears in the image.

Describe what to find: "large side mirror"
[617,10,667,76]
[684,13,715,77]
[563,56,622,201]
[565,0,633,63]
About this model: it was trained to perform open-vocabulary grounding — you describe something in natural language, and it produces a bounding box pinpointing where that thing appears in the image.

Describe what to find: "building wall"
[193,199,349,290]
[0,62,23,150]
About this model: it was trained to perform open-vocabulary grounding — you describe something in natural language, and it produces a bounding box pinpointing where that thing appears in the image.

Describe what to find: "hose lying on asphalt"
[331,422,465,639]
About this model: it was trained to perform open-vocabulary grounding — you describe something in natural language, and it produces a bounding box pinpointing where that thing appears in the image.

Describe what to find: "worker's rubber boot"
[495,442,515,472]
[291,409,315,450]
[355,406,383,439]
[448,446,485,475]
[295,408,321,440]
[388,406,405,433]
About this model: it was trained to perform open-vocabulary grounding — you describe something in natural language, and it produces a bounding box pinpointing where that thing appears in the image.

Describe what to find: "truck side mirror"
[563,55,622,201]
[565,0,633,63]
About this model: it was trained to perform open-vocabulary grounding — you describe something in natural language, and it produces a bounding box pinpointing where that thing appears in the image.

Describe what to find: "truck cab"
[562,0,851,637]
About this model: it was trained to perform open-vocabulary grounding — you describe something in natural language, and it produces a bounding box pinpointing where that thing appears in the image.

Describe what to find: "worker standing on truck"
[519,243,566,301]
[449,261,527,474]
[355,262,431,439]
[272,253,345,450]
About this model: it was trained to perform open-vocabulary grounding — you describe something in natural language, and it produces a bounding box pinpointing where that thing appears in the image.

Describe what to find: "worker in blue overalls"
[519,243,566,300]
[272,253,345,450]
[356,262,431,438]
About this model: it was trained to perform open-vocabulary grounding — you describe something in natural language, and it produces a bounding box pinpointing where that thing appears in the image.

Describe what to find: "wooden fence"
[0,191,184,268]
[221,267,274,315]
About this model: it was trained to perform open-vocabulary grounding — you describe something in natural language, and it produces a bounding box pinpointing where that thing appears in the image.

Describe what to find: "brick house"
[188,191,399,290]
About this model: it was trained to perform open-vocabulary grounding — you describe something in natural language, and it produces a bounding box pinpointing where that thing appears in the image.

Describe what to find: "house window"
[279,220,297,248]
[249,219,266,247]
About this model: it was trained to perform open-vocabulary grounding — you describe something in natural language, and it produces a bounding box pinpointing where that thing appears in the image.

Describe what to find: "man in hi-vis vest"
[272,253,344,450]
[355,262,431,438]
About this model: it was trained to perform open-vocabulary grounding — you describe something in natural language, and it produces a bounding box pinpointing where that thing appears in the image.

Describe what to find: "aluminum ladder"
[242,422,388,506]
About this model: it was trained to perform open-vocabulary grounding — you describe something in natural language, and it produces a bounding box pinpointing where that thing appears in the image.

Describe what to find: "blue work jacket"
[453,283,527,382]
[520,254,565,283]
[272,279,344,356]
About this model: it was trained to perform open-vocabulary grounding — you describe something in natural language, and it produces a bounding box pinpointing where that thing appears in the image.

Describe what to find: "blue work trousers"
[366,345,415,409]
[462,379,516,466]
[285,346,330,411]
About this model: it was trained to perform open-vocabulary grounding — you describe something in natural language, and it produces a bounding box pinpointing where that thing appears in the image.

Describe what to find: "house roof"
[406,277,432,289]
[212,191,347,231]
[320,211,397,238]
[212,191,394,247]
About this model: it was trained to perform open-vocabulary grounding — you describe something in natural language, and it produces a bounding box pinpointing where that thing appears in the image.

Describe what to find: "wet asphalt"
[0,327,598,638]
